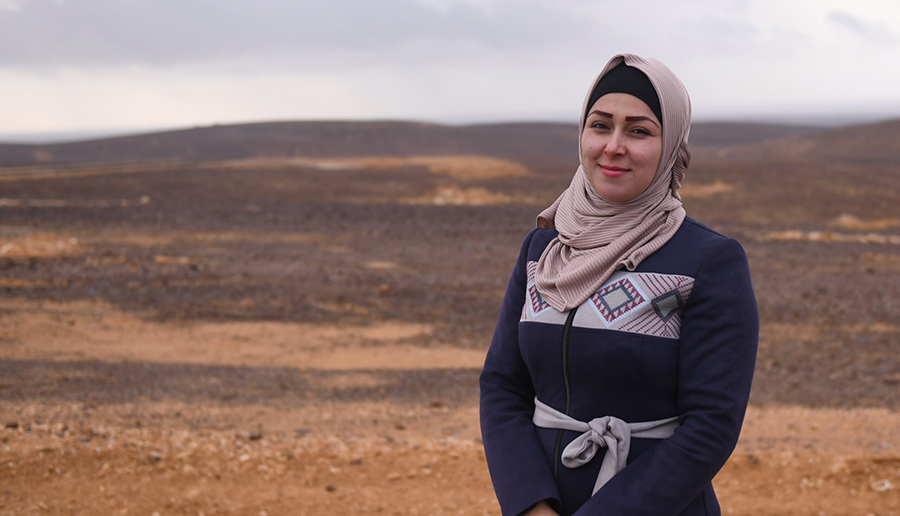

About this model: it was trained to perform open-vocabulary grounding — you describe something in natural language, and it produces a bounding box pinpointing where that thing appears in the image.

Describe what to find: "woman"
[479,53,759,516]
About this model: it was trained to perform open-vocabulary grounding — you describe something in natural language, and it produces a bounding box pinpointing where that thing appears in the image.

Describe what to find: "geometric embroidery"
[519,262,694,339]
[524,261,551,318]
[528,283,551,316]
[618,273,695,339]
[589,277,645,324]
[651,291,683,321]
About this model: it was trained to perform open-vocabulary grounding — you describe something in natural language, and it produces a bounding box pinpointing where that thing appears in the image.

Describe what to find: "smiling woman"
[581,93,662,203]
[579,61,665,204]
[479,54,759,516]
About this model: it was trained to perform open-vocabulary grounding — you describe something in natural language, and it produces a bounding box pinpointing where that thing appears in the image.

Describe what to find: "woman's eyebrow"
[589,110,613,118]
[588,110,660,128]
[625,116,660,128]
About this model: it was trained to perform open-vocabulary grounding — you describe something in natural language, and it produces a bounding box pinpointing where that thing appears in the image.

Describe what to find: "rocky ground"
[1,152,899,515]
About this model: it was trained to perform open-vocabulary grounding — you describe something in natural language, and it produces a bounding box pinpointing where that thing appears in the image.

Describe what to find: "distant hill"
[688,122,823,149]
[0,122,577,167]
[712,118,900,164]
[1,119,879,168]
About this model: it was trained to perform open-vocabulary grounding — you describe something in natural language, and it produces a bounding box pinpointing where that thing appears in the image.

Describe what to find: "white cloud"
[827,10,898,46]
[1,0,900,132]
[0,0,22,12]
[0,67,372,132]
[0,0,586,69]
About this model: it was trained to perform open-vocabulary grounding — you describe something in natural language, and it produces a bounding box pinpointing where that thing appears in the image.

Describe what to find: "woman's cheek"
[582,139,600,158]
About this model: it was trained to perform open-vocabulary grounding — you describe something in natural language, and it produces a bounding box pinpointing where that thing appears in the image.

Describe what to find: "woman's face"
[581,92,663,203]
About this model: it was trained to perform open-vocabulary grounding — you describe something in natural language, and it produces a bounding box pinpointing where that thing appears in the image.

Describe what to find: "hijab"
[534,53,692,312]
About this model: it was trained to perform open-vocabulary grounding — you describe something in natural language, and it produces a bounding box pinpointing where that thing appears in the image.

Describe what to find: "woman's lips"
[599,164,629,178]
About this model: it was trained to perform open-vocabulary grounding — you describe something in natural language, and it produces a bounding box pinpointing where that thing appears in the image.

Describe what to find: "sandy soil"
[1,301,898,516]
[1,150,899,515]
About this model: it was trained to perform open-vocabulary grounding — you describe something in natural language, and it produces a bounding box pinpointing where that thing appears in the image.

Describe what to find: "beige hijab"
[534,53,692,312]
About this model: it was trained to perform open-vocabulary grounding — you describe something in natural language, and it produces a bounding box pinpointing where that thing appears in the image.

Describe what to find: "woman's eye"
[631,128,651,136]
[591,122,610,130]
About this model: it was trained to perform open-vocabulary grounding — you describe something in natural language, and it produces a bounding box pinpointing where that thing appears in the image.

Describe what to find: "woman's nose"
[604,131,626,156]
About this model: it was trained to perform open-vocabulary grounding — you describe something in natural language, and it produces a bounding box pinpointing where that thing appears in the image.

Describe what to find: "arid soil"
[1,125,899,515]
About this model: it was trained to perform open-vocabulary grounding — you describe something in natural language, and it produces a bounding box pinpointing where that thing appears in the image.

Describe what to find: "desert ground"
[1,121,899,515]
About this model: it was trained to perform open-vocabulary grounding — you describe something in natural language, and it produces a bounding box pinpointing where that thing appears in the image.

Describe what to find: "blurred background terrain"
[1,119,898,515]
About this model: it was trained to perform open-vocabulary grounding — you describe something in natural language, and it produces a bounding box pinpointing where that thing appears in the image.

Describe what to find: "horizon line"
[1,112,897,145]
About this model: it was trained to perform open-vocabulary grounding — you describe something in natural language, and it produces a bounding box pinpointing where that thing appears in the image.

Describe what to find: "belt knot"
[532,397,678,494]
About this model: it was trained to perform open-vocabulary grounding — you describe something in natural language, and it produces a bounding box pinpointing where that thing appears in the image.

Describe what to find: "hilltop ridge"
[0,119,850,167]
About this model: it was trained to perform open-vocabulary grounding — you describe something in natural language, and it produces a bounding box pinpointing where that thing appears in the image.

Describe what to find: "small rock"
[748,454,759,465]
[387,472,401,481]
[325,485,336,492]
[148,451,161,463]
[350,458,363,466]
[248,432,262,441]
[871,479,892,492]
[4,421,18,429]
[239,454,251,462]
[394,423,406,430]
[294,428,309,438]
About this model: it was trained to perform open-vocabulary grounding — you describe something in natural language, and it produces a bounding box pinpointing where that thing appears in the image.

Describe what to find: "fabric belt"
[532,397,679,494]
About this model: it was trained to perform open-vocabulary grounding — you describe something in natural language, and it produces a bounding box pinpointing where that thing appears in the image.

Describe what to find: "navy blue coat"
[480,218,759,516]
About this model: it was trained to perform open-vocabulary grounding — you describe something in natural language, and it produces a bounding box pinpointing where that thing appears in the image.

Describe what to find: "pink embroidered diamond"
[590,278,645,323]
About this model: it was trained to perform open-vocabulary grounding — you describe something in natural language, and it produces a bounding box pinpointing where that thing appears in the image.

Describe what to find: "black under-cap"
[584,63,662,125]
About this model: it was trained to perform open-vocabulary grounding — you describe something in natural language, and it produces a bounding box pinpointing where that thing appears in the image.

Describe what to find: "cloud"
[0,1,20,12]
[827,10,898,47]
[0,0,588,70]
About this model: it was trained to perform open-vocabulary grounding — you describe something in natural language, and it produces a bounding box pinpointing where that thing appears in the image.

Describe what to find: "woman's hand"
[524,500,559,516]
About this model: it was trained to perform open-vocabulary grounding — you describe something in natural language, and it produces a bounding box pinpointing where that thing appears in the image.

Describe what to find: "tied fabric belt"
[532,397,679,495]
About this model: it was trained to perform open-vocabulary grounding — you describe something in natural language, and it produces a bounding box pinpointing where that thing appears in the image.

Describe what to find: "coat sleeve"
[572,236,759,516]
[480,229,561,516]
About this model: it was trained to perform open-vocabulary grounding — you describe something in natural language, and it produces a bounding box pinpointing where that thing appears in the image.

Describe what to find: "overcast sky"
[2,0,899,139]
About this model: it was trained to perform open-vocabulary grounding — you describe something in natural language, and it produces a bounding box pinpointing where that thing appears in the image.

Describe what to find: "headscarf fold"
[535,53,692,312]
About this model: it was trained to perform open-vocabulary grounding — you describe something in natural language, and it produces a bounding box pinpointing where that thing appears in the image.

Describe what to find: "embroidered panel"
[520,261,695,339]
[519,261,570,325]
